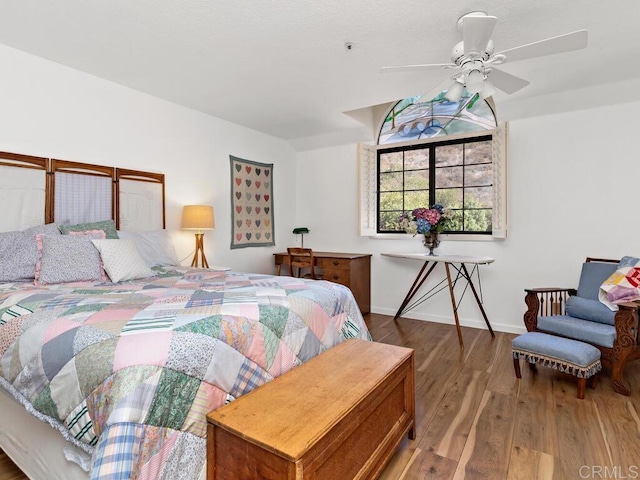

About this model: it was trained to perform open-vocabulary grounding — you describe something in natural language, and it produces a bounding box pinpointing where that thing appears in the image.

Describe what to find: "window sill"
[368,233,497,242]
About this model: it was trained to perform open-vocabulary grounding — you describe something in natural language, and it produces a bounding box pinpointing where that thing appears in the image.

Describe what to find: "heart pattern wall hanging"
[230,155,275,249]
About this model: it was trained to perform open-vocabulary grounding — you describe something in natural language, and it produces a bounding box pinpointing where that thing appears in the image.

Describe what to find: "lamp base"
[191,233,210,268]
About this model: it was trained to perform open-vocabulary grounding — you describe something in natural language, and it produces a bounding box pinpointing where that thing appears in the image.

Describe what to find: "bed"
[0,264,370,479]
[0,152,371,479]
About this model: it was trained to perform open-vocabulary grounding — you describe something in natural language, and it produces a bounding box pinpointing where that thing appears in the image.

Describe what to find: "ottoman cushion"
[512,331,601,379]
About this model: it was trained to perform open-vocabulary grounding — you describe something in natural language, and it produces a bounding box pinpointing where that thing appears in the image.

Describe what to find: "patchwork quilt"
[0,267,371,479]
[599,256,640,310]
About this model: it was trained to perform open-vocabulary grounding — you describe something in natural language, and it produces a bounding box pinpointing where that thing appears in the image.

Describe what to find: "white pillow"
[91,239,156,283]
[116,230,179,267]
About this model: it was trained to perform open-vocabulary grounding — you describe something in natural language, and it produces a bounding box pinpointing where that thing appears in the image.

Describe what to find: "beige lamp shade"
[182,205,215,231]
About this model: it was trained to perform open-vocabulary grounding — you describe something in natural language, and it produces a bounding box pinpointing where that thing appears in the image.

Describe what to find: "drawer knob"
[332,275,339,280]
[333,261,339,266]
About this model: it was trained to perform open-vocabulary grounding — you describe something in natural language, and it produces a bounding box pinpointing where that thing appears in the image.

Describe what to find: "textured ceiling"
[0,1,637,147]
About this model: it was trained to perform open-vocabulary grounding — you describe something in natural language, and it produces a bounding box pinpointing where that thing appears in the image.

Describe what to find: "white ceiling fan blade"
[489,67,530,94]
[380,62,455,73]
[462,15,497,55]
[496,29,588,64]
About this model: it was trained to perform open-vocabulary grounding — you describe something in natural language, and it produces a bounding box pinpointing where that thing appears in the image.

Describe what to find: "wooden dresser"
[273,252,371,314]
[207,339,415,480]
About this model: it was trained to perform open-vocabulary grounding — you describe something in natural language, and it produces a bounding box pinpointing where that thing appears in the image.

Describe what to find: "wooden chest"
[206,339,415,480]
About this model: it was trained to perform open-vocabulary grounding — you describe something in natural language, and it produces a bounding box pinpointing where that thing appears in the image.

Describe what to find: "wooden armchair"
[524,257,640,395]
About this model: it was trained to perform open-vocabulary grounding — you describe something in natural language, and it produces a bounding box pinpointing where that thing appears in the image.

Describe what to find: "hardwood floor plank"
[412,356,465,442]
[377,438,417,480]
[439,327,481,363]
[512,366,559,457]
[590,388,640,469]
[416,358,462,440]
[506,446,555,480]
[414,328,456,373]
[399,448,458,480]
[485,333,520,396]
[419,368,490,462]
[552,377,611,479]
[459,327,499,372]
[451,390,517,480]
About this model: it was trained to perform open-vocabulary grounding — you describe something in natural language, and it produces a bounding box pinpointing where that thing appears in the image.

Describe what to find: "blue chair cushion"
[538,315,616,348]
[576,261,617,301]
[565,295,616,325]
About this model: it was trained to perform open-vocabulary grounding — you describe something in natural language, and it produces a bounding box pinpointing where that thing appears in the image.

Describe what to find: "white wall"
[3,43,637,333]
[0,44,298,274]
[295,99,640,333]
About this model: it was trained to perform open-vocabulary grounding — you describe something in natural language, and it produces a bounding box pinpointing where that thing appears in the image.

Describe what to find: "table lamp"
[292,227,309,248]
[182,205,215,268]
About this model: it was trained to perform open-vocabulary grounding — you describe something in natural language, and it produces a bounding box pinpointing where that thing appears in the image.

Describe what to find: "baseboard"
[369,306,527,335]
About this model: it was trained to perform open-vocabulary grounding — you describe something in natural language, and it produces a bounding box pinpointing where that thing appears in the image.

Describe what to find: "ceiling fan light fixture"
[465,69,484,94]
[445,80,464,102]
[479,79,496,99]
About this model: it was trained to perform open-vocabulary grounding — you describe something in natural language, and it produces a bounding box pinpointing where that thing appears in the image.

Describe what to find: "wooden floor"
[370,314,640,480]
[2,314,640,480]
[0,450,24,480]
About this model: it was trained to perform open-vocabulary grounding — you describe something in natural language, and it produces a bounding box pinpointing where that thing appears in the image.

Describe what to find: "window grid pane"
[379,171,404,191]
[379,151,404,173]
[464,164,492,187]
[405,170,429,190]
[464,141,492,165]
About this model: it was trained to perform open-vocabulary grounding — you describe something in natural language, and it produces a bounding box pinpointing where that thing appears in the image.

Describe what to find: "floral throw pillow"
[0,223,63,282]
[59,219,119,239]
[35,231,107,285]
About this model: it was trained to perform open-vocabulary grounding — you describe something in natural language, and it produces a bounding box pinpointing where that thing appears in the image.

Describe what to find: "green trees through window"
[378,136,493,234]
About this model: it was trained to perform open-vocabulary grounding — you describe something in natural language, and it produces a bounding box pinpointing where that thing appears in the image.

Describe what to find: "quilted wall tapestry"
[230,155,275,249]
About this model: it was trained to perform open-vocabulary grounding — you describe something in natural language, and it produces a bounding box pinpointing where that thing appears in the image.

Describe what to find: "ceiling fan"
[381,12,588,101]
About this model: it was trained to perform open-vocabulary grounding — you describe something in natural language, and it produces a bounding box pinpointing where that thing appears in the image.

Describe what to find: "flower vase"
[423,232,440,256]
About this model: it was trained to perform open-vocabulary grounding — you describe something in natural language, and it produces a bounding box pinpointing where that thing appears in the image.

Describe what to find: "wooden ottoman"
[512,331,601,399]
[207,339,415,480]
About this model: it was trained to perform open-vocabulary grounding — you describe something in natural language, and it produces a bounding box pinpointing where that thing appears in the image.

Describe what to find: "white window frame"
[359,122,508,239]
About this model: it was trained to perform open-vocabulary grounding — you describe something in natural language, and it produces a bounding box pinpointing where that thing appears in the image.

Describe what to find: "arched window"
[378,90,497,145]
[358,89,506,238]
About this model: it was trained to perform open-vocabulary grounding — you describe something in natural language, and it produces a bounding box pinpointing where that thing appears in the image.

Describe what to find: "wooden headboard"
[116,168,166,230]
[0,150,165,233]
[0,151,48,232]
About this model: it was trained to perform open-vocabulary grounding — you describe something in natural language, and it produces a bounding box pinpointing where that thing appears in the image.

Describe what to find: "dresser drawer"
[323,270,350,286]
[274,253,371,314]
[317,257,351,271]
